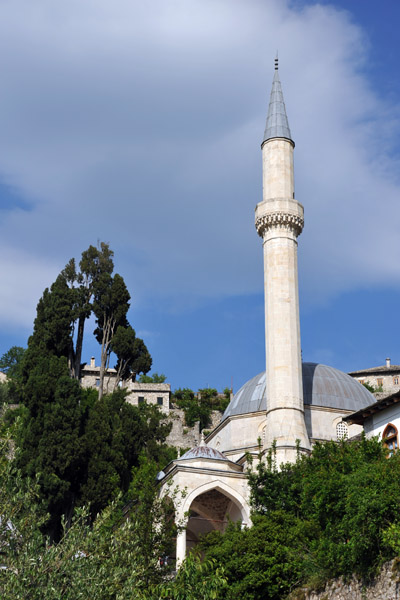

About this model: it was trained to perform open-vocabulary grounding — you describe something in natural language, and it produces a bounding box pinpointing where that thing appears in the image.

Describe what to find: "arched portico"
[158,441,250,566]
[175,480,250,565]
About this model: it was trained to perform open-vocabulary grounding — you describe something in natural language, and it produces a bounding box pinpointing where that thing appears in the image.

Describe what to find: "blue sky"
[0,0,399,393]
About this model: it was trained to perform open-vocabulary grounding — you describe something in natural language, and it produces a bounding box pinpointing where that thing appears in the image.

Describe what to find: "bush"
[200,436,400,598]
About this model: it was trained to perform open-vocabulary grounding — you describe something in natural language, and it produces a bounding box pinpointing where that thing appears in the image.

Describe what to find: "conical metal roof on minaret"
[262,57,293,145]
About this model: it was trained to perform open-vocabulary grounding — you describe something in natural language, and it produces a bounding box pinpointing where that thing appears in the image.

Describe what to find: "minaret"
[255,58,310,463]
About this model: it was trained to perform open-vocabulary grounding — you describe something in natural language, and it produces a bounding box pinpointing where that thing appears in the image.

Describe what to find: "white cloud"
[0,0,399,327]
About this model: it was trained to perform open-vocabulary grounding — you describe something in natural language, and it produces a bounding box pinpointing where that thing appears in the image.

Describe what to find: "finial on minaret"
[262,55,293,146]
[177,447,181,458]
[200,431,206,446]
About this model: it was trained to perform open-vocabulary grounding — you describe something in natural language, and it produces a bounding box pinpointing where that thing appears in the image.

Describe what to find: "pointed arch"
[177,479,250,526]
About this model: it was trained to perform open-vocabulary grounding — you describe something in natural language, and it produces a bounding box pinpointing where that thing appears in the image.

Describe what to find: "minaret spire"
[256,60,310,464]
[263,56,293,146]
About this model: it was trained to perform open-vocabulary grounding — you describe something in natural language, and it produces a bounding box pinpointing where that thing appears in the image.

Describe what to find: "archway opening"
[185,488,244,554]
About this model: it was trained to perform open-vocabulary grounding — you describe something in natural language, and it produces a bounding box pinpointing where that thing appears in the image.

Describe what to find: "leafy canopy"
[200,436,400,599]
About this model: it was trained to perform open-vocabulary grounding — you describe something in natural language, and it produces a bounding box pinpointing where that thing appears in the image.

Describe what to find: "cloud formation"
[0,0,399,329]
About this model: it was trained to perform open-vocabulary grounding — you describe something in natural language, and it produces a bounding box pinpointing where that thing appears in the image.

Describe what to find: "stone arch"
[179,479,250,525]
[179,480,250,559]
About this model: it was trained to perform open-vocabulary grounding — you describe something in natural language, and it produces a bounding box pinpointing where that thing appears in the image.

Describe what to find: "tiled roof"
[348,365,400,375]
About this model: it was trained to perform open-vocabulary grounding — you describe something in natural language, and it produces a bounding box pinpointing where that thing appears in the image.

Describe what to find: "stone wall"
[289,559,400,600]
[80,362,171,413]
[125,382,170,414]
[352,373,400,395]
[165,409,223,451]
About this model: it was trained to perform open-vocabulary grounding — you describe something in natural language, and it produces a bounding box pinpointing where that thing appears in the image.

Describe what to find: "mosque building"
[157,59,375,565]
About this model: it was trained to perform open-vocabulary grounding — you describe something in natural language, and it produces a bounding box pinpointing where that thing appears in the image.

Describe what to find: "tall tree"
[18,353,83,539]
[93,273,130,399]
[62,242,114,379]
[16,243,154,535]
[0,346,26,380]
[79,389,171,517]
[111,325,152,387]
[25,275,75,363]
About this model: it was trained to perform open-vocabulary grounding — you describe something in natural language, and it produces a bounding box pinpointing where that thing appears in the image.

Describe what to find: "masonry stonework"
[289,560,400,600]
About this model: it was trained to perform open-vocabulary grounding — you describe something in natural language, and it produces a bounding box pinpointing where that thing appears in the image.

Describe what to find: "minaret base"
[265,405,311,466]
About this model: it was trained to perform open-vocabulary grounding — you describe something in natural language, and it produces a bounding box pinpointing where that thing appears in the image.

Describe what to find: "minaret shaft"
[262,139,294,199]
[256,65,310,463]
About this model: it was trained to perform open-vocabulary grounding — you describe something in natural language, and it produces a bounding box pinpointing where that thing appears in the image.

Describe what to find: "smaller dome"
[179,445,227,461]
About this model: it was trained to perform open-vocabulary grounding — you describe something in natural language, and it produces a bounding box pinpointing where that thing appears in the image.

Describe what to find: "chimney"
[386,358,391,368]
[90,357,95,368]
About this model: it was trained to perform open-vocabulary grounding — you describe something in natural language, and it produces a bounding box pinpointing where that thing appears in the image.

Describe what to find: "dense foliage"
[0,346,26,380]
[0,346,26,404]
[0,430,226,600]
[172,387,230,429]
[138,373,167,383]
[10,243,168,538]
[200,437,400,599]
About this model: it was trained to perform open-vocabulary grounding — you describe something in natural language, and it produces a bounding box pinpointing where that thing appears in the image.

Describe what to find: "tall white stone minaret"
[255,58,310,463]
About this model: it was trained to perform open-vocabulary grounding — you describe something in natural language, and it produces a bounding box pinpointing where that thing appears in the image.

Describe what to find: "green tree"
[17,354,83,539]
[93,273,131,399]
[23,275,75,368]
[139,372,167,383]
[0,346,26,380]
[0,381,11,404]
[200,514,314,600]
[172,387,229,430]
[79,389,172,517]
[0,423,188,600]
[199,388,230,413]
[362,381,378,393]
[111,325,152,386]
[246,436,400,585]
[173,388,211,429]
[62,242,114,379]
[158,553,227,600]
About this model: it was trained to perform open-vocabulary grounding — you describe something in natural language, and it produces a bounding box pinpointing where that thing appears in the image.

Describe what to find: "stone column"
[256,137,310,464]
[175,528,186,567]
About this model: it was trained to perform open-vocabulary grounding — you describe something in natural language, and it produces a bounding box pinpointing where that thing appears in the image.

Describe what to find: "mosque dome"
[178,445,228,461]
[223,362,375,421]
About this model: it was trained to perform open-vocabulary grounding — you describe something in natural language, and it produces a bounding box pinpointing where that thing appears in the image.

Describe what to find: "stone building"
[348,358,400,394]
[80,357,171,414]
[158,59,376,565]
[80,357,226,448]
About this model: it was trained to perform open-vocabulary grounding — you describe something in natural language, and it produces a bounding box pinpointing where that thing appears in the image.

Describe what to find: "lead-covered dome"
[223,362,374,421]
[178,446,228,461]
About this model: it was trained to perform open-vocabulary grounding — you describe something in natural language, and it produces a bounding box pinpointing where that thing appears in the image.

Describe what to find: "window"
[394,377,399,385]
[157,397,163,406]
[95,378,100,387]
[138,396,145,404]
[358,379,365,385]
[336,421,348,441]
[377,378,383,388]
[383,424,398,457]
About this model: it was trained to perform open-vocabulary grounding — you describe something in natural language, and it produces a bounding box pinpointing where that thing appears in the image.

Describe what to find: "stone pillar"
[256,137,310,464]
[176,528,186,567]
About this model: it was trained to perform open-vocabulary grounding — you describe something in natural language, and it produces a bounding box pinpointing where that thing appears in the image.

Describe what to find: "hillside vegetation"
[200,437,400,599]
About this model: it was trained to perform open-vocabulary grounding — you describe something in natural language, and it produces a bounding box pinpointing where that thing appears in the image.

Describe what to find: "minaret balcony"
[255,197,304,238]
